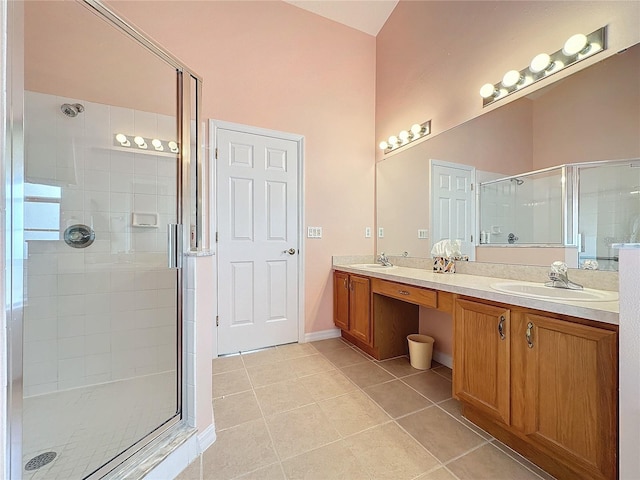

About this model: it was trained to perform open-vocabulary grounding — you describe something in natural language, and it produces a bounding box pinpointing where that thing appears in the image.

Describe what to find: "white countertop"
[334,264,619,325]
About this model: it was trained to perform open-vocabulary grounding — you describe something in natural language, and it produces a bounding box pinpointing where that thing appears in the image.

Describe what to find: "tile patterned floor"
[178,339,556,480]
[22,372,177,480]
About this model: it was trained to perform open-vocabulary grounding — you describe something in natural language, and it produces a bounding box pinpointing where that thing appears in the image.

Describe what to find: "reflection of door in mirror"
[21,1,181,478]
[430,160,476,261]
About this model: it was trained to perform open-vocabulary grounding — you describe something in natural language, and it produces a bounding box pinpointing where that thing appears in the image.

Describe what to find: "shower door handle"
[168,224,184,269]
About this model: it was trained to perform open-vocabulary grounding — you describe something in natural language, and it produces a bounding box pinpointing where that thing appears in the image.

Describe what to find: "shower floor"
[22,371,177,480]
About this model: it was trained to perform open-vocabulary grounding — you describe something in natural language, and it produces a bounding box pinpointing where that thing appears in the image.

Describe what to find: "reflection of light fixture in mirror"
[379,120,431,154]
[151,138,164,151]
[134,136,147,149]
[479,26,606,107]
[114,134,178,154]
[115,133,130,147]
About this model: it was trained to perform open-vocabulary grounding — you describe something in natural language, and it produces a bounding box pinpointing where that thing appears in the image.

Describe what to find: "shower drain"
[24,451,57,471]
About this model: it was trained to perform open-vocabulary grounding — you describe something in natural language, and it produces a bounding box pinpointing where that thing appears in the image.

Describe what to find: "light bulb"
[563,33,588,56]
[151,139,163,151]
[502,70,522,88]
[134,136,147,149]
[410,124,423,135]
[115,133,129,146]
[379,141,389,150]
[479,83,497,98]
[399,130,410,142]
[530,53,551,74]
[168,141,179,152]
[388,135,398,146]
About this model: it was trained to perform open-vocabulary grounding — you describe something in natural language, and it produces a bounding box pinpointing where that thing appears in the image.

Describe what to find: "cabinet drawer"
[371,278,437,308]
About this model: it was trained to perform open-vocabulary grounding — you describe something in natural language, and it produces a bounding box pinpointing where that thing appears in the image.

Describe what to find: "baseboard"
[197,423,216,452]
[304,328,342,343]
[433,350,453,369]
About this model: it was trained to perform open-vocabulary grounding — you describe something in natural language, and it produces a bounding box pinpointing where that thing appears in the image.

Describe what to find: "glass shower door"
[578,161,640,271]
[21,2,181,478]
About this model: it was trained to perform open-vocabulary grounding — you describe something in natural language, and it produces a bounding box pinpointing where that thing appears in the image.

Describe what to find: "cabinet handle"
[526,322,534,348]
[498,315,506,340]
[344,278,348,289]
[398,290,410,295]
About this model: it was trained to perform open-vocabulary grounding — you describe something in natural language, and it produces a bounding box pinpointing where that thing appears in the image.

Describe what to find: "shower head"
[60,103,84,118]
[510,178,524,186]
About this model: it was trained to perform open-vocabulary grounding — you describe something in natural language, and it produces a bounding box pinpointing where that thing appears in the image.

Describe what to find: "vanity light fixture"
[115,133,130,147]
[479,26,606,107]
[114,134,179,154]
[151,138,164,151]
[168,141,179,154]
[379,120,431,154]
[134,136,147,149]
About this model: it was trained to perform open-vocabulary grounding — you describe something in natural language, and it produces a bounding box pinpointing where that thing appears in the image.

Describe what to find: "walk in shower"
[7,1,202,478]
[478,159,640,271]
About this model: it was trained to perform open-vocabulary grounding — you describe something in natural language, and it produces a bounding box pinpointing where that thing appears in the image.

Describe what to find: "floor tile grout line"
[484,441,550,480]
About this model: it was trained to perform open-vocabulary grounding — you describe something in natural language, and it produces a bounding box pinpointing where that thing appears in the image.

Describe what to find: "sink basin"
[348,263,397,270]
[490,282,618,302]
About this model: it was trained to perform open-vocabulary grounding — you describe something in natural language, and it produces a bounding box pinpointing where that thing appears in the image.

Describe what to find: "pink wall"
[104,1,377,335]
[376,1,640,163]
[532,45,640,169]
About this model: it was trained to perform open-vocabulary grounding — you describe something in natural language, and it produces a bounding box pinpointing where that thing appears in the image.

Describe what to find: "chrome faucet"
[545,261,583,290]
[377,252,392,267]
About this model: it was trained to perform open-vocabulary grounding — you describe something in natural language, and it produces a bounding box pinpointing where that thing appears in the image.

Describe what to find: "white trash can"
[407,334,435,370]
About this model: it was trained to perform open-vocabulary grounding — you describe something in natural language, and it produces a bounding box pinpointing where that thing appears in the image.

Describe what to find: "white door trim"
[209,119,306,355]
[429,159,477,261]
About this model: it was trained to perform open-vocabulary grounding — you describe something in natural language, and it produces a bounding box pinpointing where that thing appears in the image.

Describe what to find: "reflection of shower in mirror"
[60,102,84,117]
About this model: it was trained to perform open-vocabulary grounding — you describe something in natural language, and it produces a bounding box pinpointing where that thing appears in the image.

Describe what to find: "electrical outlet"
[378,227,384,238]
[418,229,429,239]
[365,227,371,238]
[307,226,322,238]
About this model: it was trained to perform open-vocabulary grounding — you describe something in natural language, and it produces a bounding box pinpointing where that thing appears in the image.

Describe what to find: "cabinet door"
[333,271,349,331]
[349,275,371,345]
[512,313,617,480]
[454,298,510,425]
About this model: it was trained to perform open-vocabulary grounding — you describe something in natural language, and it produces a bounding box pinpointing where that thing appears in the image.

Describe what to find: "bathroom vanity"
[332,263,618,480]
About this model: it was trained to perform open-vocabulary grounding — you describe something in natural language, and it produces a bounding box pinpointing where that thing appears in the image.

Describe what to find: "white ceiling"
[284,0,398,36]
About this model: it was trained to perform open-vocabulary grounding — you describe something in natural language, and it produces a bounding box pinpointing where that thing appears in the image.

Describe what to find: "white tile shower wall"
[23,91,179,396]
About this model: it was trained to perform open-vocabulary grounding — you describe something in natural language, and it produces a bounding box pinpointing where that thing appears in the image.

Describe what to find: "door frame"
[429,159,477,261]
[209,119,305,356]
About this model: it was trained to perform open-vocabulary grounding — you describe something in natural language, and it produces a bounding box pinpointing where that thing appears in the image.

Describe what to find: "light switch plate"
[307,226,322,238]
[378,227,384,238]
[365,227,371,238]
[418,229,429,239]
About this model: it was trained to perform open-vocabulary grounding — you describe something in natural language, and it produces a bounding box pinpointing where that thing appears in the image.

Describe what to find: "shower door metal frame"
[4,1,204,478]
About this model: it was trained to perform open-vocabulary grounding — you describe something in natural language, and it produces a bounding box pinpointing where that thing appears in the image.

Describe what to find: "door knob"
[284,248,296,255]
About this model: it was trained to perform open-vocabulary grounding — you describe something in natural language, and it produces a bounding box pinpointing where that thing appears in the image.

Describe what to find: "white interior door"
[430,160,476,260]
[215,125,300,354]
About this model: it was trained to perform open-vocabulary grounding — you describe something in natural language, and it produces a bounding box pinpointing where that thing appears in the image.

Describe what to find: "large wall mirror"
[376,41,640,270]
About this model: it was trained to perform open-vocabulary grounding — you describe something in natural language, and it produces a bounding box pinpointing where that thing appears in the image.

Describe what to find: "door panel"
[217,127,299,354]
[431,162,475,259]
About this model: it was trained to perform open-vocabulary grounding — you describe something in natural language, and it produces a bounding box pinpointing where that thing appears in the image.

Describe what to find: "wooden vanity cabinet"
[453,298,511,425]
[510,311,617,480]
[333,271,372,346]
[454,296,618,480]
